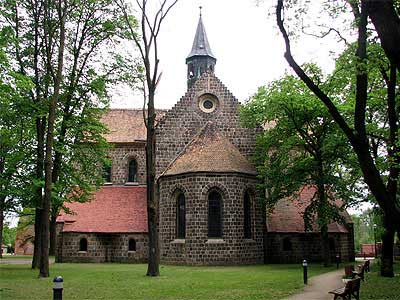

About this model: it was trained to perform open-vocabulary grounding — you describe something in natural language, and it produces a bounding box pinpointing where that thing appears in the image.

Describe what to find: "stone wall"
[159,173,264,265]
[56,225,148,263]
[108,144,146,185]
[14,223,34,255]
[156,72,261,176]
[266,232,355,264]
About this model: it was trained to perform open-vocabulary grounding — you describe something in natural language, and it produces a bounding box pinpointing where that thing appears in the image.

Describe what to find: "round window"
[203,100,214,110]
[199,94,218,113]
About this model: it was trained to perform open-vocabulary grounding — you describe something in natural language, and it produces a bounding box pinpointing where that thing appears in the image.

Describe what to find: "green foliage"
[1,224,16,247]
[360,261,400,299]
[0,0,142,221]
[0,26,35,215]
[329,41,400,205]
[241,66,360,233]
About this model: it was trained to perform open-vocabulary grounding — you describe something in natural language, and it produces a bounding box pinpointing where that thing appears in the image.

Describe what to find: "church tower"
[186,9,216,89]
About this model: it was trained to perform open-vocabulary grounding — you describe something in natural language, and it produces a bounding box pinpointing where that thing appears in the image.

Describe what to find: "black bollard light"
[336,254,340,269]
[53,276,63,300]
[302,260,308,285]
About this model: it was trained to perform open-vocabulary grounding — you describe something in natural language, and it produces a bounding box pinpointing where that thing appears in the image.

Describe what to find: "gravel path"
[0,257,55,265]
[283,269,344,300]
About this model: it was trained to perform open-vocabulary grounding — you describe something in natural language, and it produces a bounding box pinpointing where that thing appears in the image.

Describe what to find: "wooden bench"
[344,265,355,278]
[329,278,361,300]
[352,263,366,281]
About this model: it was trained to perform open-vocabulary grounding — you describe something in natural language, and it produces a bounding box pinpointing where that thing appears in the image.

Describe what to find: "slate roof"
[102,109,166,143]
[163,122,257,176]
[267,185,352,233]
[187,15,216,60]
[57,186,148,233]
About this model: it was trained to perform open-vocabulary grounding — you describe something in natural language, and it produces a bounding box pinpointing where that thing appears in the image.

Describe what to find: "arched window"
[329,238,336,251]
[128,239,136,251]
[176,193,186,239]
[103,163,111,182]
[79,238,88,251]
[128,159,137,182]
[283,237,292,251]
[208,191,222,238]
[243,191,252,239]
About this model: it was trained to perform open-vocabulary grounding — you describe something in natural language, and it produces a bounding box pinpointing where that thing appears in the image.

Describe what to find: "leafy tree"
[275,0,399,277]
[0,26,34,259]
[0,0,139,276]
[241,66,360,266]
[2,223,17,249]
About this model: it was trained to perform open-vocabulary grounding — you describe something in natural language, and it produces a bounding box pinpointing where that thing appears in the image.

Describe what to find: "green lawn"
[0,262,334,300]
[361,261,400,300]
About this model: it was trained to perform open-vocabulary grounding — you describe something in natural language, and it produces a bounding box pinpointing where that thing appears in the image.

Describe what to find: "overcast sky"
[111,0,338,109]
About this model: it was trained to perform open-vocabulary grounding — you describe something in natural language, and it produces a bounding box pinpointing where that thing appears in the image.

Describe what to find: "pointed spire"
[187,9,215,59]
[186,8,216,89]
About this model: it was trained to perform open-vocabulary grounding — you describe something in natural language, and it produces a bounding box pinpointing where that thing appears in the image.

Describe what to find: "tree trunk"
[0,209,4,259]
[380,225,395,277]
[321,225,330,267]
[49,214,57,256]
[146,91,160,277]
[364,0,400,73]
[32,208,41,269]
[32,117,45,269]
[316,156,330,267]
[39,0,66,278]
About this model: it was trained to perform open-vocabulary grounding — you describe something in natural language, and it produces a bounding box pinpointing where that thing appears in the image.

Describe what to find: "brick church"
[56,14,355,265]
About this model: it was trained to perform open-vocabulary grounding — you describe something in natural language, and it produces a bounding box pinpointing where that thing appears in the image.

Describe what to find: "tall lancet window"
[128,159,137,182]
[208,191,222,238]
[243,191,252,239]
[176,193,186,239]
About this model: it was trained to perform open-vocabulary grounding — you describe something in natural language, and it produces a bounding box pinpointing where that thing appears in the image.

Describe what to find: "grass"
[0,262,335,300]
[361,261,400,300]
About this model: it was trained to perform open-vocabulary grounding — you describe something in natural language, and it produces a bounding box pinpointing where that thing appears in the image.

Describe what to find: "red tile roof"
[163,122,257,176]
[267,185,351,233]
[57,186,148,233]
[102,109,166,143]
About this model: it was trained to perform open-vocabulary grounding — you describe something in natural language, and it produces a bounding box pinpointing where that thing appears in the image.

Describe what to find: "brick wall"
[108,144,146,185]
[159,173,264,265]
